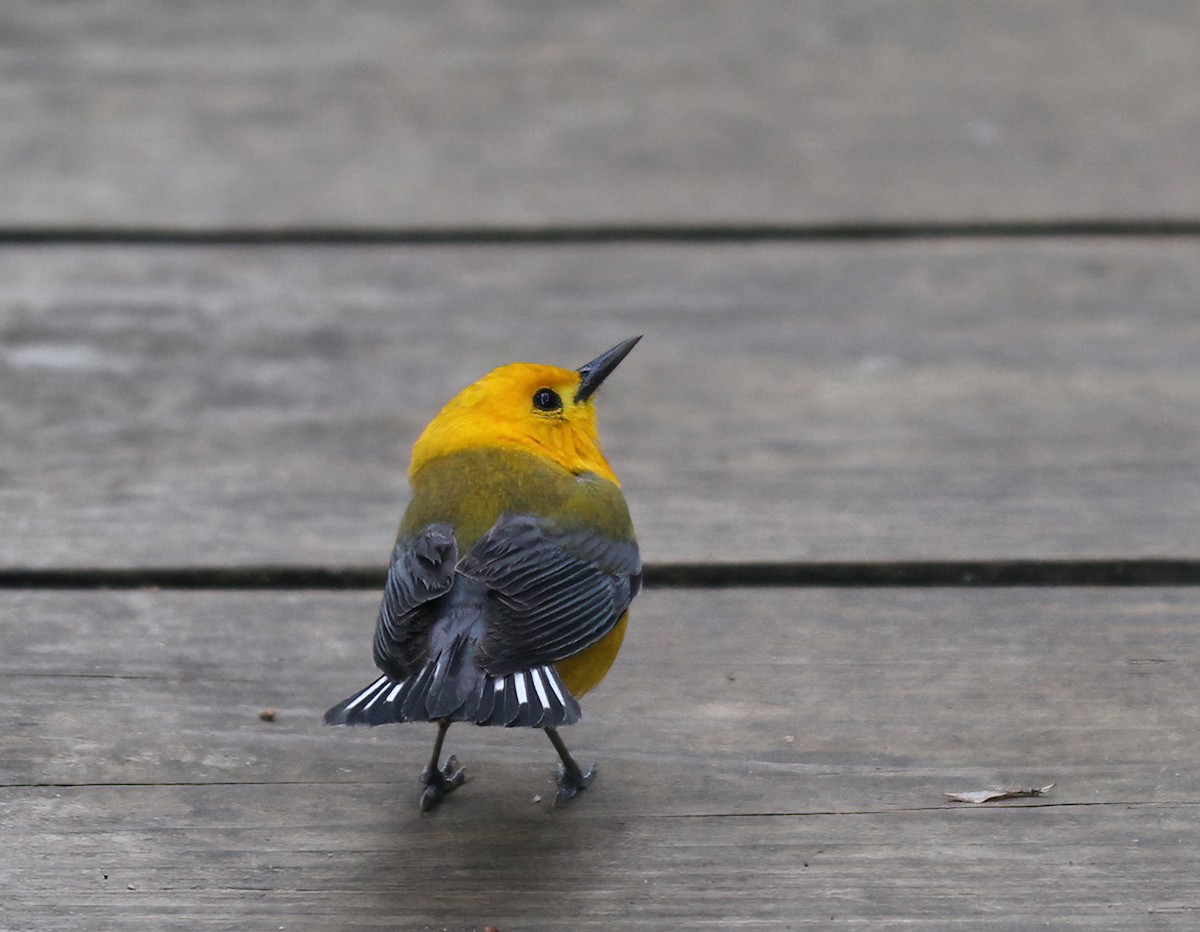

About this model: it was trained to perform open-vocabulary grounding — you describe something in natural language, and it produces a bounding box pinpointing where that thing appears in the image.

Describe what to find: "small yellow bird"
[326,337,641,810]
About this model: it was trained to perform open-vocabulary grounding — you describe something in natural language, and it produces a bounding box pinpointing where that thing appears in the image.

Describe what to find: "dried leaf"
[944,783,1054,804]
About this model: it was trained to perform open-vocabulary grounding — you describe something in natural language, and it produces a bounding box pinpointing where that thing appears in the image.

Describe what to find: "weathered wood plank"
[7,589,1199,804]
[3,588,1199,928]
[4,241,1199,566]
[6,786,1198,930]
[3,1,1200,227]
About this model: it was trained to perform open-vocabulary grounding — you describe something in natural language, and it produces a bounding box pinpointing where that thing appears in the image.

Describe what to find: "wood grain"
[4,587,1199,928]
[3,1,1200,227]
[4,241,1199,567]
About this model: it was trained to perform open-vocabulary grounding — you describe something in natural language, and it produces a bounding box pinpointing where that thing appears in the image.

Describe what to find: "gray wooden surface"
[3,1,1200,228]
[4,3,1200,930]
[4,241,1199,568]
[5,588,1200,929]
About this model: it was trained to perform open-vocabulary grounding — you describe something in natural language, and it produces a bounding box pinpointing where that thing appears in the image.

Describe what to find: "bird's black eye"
[532,387,562,412]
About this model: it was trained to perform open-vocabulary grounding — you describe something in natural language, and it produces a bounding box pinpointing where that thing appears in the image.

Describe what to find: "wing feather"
[371,522,457,681]
[457,512,641,676]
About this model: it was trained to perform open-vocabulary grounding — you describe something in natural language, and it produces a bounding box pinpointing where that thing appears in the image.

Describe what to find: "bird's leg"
[419,718,465,811]
[544,726,596,807]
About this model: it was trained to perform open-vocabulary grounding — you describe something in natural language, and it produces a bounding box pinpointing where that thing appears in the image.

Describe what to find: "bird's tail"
[324,659,582,728]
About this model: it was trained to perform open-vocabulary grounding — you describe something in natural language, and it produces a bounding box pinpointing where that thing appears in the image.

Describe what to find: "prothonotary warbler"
[325,337,642,810]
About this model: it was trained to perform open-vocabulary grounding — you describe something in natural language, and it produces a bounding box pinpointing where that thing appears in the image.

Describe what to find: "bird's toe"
[419,755,466,811]
[552,761,596,807]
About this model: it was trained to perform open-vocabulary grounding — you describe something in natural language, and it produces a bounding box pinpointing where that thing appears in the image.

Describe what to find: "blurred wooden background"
[3,3,1199,929]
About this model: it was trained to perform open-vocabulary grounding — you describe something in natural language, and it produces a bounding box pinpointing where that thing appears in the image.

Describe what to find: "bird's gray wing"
[370,522,458,681]
[457,512,641,676]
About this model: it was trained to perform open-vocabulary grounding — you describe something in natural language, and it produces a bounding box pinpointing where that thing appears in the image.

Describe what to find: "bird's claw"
[419,755,466,811]
[552,761,596,807]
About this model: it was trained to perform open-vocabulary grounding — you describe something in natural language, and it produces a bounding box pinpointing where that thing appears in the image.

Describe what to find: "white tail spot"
[343,676,388,711]
[359,683,389,712]
[544,667,567,705]
[530,667,551,709]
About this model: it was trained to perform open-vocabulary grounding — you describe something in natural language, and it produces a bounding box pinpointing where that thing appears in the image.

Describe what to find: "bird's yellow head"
[409,337,640,486]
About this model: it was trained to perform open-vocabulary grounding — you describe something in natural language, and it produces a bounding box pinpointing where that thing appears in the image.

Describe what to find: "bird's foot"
[553,760,596,807]
[419,755,465,811]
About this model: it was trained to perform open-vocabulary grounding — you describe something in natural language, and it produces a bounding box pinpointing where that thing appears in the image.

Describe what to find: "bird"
[325,336,642,810]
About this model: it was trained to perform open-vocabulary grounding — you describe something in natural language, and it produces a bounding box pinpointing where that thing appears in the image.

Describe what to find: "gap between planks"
[2,219,1200,246]
[1,559,1199,590]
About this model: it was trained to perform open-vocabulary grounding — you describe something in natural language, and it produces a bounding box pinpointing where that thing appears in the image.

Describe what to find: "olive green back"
[399,447,635,549]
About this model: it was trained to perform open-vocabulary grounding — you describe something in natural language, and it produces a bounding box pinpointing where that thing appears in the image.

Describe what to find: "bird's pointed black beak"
[575,336,641,403]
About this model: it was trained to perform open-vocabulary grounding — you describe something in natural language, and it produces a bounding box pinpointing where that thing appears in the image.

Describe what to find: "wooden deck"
[4,3,1200,929]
